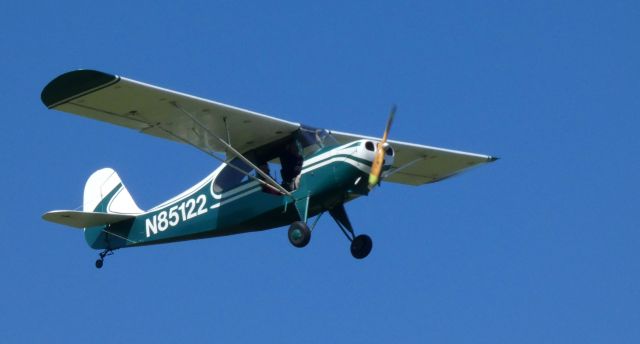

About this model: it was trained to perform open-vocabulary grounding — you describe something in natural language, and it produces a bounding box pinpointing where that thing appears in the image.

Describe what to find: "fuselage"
[85,139,393,250]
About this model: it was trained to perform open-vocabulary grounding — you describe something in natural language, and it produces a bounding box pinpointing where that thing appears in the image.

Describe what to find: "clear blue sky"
[1,1,638,342]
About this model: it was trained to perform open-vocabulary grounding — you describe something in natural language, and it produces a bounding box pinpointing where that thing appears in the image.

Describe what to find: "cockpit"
[212,126,340,195]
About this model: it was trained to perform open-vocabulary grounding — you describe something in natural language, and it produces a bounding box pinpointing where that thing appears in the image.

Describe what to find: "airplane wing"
[331,130,497,185]
[41,70,300,155]
[41,70,496,185]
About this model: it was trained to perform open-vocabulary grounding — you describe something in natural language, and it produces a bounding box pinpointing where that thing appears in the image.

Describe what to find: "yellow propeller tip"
[368,174,379,186]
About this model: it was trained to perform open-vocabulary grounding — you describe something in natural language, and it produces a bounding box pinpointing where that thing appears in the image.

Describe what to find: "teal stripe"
[93,183,123,212]
[303,154,372,170]
[305,142,361,160]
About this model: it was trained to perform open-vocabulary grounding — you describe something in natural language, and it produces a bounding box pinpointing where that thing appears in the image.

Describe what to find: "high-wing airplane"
[41,70,497,268]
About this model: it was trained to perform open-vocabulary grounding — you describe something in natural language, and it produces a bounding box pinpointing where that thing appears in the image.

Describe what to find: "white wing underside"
[42,70,300,155]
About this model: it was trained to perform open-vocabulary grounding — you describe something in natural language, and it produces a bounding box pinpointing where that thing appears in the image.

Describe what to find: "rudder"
[84,168,143,214]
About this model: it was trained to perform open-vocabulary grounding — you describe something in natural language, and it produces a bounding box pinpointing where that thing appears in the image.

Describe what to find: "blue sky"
[1,1,639,342]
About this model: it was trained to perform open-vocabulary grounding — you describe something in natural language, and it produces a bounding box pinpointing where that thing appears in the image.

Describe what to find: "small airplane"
[41,70,497,268]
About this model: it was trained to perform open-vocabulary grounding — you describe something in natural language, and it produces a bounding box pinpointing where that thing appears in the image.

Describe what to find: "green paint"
[92,183,123,212]
[84,146,374,250]
[303,154,372,171]
[41,70,120,108]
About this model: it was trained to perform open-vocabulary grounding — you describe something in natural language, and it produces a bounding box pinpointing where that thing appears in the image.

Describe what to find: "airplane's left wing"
[41,70,300,154]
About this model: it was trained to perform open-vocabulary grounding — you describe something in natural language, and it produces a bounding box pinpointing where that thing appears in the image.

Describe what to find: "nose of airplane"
[353,140,395,186]
[357,140,395,166]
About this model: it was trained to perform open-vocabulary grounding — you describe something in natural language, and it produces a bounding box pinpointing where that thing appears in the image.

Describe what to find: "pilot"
[257,162,279,195]
[279,141,303,191]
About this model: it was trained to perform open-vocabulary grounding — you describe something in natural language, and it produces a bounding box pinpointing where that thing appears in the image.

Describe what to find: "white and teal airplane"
[41,70,497,268]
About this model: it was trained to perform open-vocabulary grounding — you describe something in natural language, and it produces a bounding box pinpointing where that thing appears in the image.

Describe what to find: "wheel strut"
[329,204,373,259]
[329,204,355,241]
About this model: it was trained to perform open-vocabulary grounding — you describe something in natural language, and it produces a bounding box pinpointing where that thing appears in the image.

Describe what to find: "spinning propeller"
[368,105,396,189]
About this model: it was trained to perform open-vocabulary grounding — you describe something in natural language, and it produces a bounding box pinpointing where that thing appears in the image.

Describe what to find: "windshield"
[297,125,339,155]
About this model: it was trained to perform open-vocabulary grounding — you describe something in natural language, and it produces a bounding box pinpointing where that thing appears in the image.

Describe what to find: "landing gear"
[330,205,373,259]
[350,234,373,259]
[95,249,113,269]
[288,221,311,248]
[287,203,373,259]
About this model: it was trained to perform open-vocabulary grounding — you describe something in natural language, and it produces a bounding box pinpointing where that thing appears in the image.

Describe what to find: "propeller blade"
[368,105,396,189]
[380,104,396,143]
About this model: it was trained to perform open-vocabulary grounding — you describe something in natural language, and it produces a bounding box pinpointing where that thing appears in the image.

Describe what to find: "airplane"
[41,69,498,269]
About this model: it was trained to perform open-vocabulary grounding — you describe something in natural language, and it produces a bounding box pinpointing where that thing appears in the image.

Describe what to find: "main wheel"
[95,259,104,269]
[288,221,311,248]
[350,234,373,259]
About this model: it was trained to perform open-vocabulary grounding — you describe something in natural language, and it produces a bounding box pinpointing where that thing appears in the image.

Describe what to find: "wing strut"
[223,117,231,147]
[152,123,286,196]
[382,157,426,179]
[170,102,293,197]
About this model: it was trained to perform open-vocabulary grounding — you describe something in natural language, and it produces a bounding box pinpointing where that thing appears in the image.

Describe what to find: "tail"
[43,168,143,250]
[83,168,143,214]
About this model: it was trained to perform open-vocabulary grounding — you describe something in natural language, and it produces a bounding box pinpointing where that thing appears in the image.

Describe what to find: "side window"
[212,158,252,194]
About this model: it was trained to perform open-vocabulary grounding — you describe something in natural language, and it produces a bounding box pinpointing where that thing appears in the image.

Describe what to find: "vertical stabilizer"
[83,168,143,214]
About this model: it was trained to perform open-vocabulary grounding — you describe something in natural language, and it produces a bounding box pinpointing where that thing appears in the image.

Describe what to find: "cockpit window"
[297,126,339,155]
[212,157,253,194]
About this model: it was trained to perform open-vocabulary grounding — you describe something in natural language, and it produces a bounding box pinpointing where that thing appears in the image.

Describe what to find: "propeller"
[368,105,396,189]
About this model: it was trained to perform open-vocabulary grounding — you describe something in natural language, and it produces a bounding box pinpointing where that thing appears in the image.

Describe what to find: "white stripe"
[149,141,368,213]
[209,186,262,209]
[210,180,260,200]
[302,142,360,166]
[208,156,369,210]
[105,184,124,213]
[207,158,365,210]
[303,156,370,174]
[149,168,220,211]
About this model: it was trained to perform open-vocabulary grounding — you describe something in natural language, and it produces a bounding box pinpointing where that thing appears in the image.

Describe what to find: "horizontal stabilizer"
[43,210,136,229]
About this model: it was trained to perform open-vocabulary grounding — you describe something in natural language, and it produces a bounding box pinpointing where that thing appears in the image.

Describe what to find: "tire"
[95,259,104,269]
[288,221,311,248]
[350,234,373,259]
